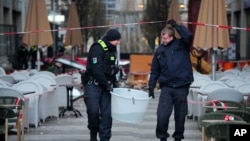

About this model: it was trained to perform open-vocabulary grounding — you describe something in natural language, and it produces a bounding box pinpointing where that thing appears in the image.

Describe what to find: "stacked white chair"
[206,88,244,112]
[242,64,250,72]
[71,72,84,97]
[224,78,246,88]
[223,69,241,76]
[31,71,56,78]
[0,75,16,84]
[9,71,30,82]
[54,74,74,108]
[194,81,228,117]
[244,76,250,83]
[0,79,11,87]
[207,88,244,102]
[234,83,250,101]
[188,77,211,119]
[29,75,58,122]
[12,80,44,128]
[0,67,6,75]
[239,71,250,79]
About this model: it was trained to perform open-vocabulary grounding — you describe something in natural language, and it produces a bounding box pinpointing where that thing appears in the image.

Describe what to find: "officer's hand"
[106,85,113,91]
[167,19,177,27]
[105,81,113,91]
[148,89,155,99]
[113,81,119,88]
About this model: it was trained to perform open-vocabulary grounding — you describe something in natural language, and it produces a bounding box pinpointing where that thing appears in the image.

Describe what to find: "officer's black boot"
[90,132,97,141]
[160,138,167,141]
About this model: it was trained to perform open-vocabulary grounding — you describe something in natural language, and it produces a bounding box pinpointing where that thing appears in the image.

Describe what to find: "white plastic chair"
[234,83,250,101]
[239,71,250,79]
[72,72,82,84]
[31,71,56,78]
[194,74,211,81]
[206,88,244,112]
[0,79,11,87]
[0,75,16,84]
[193,81,228,117]
[0,67,6,75]
[242,64,250,72]
[223,69,241,76]
[55,74,74,108]
[207,88,244,103]
[224,78,246,88]
[208,71,224,80]
[9,71,30,82]
[217,75,237,82]
[12,80,44,128]
[29,76,58,122]
[0,87,26,140]
[188,78,211,119]
[245,77,250,83]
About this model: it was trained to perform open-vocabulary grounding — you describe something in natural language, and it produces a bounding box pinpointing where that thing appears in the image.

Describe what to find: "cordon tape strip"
[1,20,250,36]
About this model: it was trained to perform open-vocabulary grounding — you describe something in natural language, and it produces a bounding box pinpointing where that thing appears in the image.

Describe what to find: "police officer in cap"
[83,29,121,141]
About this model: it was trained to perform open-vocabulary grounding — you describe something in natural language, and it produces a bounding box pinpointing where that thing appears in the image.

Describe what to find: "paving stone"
[8,91,202,141]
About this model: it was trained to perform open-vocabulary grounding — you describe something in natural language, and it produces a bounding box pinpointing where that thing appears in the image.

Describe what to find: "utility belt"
[86,76,99,85]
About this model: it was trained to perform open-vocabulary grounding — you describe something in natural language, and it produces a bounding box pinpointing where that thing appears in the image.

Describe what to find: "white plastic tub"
[111,88,151,124]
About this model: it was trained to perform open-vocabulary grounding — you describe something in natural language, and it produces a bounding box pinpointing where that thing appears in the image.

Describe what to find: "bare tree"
[142,0,170,52]
[61,0,106,54]
[75,0,107,42]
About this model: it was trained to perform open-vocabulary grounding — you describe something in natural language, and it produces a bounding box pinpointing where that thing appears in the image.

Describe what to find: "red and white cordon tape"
[1,20,250,36]
[182,21,250,31]
[0,21,164,36]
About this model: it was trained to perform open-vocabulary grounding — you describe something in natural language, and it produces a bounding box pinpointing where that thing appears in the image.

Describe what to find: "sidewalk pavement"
[8,90,202,141]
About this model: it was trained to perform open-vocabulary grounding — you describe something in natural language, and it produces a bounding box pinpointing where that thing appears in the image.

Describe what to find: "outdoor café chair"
[224,78,246,88]
[206,88,244,103]
[12,80,43,128]
[31,71,55,79]
[215,110,250,123]
[188,78,211,119]
[0,67,6,75]
[0,75,16,85]
[205,122,250,141]
[234,82,250,101]
[194,81,228,117]
[197,112,244,131]
[9,72,30,82]
[55,74,74,108]
[0,87,25,141]
[29,76,58,122]
[0,106,20,141]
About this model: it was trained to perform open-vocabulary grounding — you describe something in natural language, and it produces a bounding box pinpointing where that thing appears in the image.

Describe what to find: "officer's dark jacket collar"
[102,36,117,51]
[162,37,176,47]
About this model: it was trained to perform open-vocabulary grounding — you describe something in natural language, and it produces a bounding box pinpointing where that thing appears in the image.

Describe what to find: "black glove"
[148,89,155,99]
[106,85,113,91]
[105,81,113,91]
[113,81,119,88]
[167,19,177,27]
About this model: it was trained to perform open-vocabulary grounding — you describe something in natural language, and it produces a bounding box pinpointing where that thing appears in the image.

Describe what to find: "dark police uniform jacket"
[148,25,194,89]
[85,37,118,88]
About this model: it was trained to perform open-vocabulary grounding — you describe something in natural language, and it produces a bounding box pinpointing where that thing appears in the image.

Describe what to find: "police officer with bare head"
[83,29,121,141]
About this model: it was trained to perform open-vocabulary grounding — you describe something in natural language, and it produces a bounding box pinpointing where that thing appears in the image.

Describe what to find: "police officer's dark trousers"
[156,85,189,140]
[84,83,112,141]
